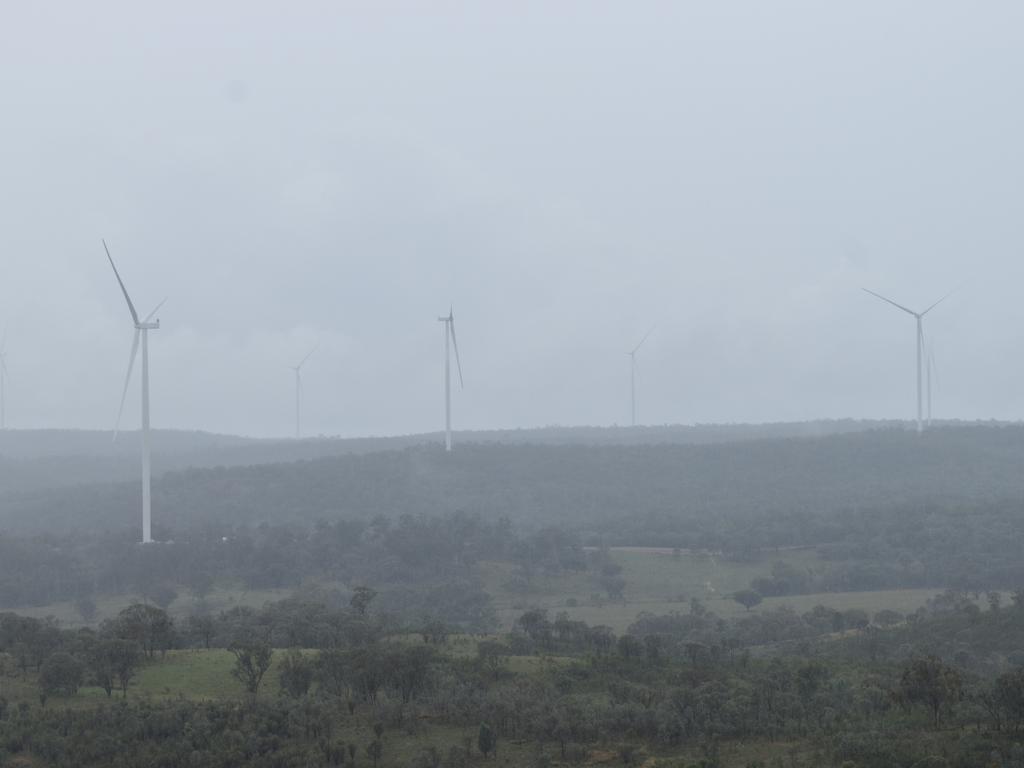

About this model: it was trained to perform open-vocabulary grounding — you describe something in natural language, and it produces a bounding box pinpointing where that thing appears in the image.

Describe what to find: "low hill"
[0,419,907,495]
[4,424,1024,545]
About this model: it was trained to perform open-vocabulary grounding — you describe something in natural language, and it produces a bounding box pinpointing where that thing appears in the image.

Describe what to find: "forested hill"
[4,424,1024,547]
[0,419,903,495]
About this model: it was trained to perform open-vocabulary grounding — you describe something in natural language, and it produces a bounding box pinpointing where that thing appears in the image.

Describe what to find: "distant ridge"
[0,419,1013,496]
[0,417,1001,459]
[0,419,914,493]
[4,422,1024,538]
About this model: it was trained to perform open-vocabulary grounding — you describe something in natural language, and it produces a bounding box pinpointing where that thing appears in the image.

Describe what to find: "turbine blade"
[921,290,955,316]
[449,315,464,389]
[862,288,916,316]
[143,298,167,324]
[103,240,140,325]
[114,329,140,439]
[632,325,656,354]
[296,344,318,370]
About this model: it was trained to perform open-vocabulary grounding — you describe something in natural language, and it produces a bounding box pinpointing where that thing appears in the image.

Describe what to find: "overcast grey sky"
[1,2,1022,437]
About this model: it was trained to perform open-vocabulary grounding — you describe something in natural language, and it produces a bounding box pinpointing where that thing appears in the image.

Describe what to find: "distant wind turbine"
[438,307,464,452]
[863,288,951,434]
[628,327,655,427]
[106,240,166,544]
[0,329,8,430]
[290,345,317,439]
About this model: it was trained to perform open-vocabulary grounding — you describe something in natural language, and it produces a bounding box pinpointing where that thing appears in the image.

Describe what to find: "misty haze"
[1,3,1023,767]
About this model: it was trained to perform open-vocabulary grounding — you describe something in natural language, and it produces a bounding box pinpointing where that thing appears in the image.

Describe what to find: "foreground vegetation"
[4,426,1024,764]
[5,588,1024,767]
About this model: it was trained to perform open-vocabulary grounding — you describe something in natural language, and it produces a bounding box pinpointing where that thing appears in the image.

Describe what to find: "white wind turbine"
[863,288,950,434]
[438,307,464,452]
[290,345,317,439]
[106,240,165,544]
[0,329,8,430]
[628,327,655,427]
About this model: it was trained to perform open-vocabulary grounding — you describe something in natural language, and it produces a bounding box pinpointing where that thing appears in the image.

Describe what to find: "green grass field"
[0,649,261,706]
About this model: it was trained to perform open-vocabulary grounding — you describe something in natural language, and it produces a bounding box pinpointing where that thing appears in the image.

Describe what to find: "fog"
[1,2,1022,437]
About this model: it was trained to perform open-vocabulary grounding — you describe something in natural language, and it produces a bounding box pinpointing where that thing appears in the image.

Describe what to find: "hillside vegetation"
[4,424,1024,541]
[0,418,918,495]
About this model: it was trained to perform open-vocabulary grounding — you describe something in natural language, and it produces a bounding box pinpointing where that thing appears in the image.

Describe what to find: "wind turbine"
[438,307,463,452]
[290,345,317,439]
[628,327,655,427]
[105,240,165,544]
[0,329,8,430]
[862,288,950,434]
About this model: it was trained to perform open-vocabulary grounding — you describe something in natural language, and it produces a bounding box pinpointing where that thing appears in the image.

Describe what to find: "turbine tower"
[106,240,165,544]
[926,338,936,427]
[290,345,317,439]
[438,307,463,452]
[0,330,8,430]
[628,327,654,427]
[863,288,950,434]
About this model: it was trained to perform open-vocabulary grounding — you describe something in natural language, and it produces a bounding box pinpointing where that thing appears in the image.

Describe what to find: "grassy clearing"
[614,549,823,602]
[130,649,254,700]
[485,549,823,614]
[32,649,255,706]
[489,549,948,633]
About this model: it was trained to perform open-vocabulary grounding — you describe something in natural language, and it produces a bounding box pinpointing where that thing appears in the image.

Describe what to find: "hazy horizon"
[1,416,1019,445]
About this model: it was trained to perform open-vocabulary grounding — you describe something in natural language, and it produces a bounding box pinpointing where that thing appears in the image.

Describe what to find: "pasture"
[488,547,947,632]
